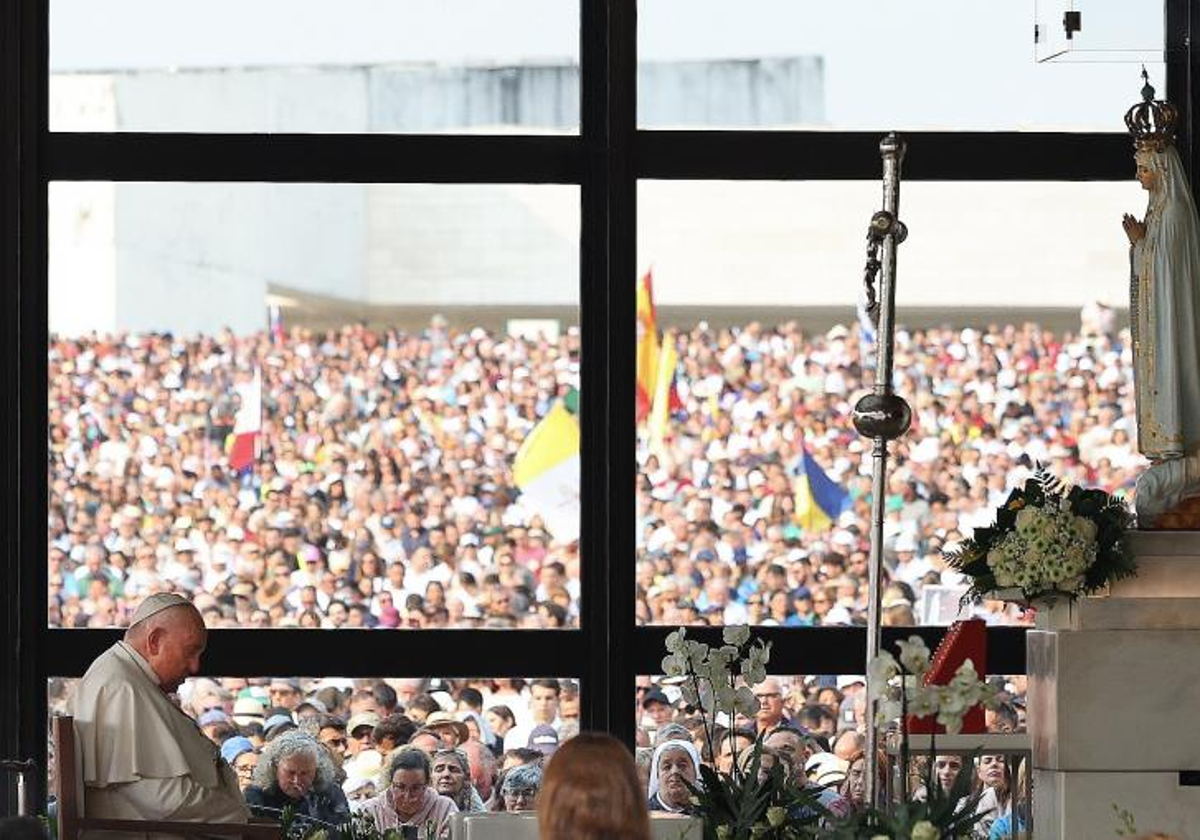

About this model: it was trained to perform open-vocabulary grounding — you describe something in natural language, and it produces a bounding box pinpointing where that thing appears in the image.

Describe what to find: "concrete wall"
[638,180,1138,310]
[47,59,1138,337]
[367,185,578,306]
[48,58,825,335]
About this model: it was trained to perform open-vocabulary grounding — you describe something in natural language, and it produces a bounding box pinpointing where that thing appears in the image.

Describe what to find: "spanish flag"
[513,400,581,544]
[636,271,659,423]
[794,447,850,532]
[647,330,678,461]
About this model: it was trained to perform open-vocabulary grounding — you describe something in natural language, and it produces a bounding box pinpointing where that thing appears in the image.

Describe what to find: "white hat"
[129,593,193,627]
[805,752,849,787]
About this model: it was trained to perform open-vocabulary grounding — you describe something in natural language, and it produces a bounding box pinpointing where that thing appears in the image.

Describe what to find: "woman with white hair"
[430,748,487,813]
[647,739,701,814]
[244,729,351,835]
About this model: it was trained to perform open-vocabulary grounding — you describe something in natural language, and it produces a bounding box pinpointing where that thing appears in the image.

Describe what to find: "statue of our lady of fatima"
[1123,70,1200,526]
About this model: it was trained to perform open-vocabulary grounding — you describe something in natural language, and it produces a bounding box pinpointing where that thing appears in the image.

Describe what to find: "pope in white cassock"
[71,593,249,838]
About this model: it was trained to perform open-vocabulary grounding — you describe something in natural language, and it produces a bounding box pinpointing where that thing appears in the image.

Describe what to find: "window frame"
[3,0,1197,813]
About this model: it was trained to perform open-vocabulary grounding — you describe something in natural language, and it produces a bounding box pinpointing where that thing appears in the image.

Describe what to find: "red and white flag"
[227,369,262,474]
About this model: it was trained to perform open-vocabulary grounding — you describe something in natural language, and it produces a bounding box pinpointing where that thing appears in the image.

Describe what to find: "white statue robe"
[71,641,249,840]
[1131,145,1200,462]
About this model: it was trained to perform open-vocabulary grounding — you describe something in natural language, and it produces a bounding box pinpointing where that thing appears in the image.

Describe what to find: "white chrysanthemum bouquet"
[946,468,1134,605]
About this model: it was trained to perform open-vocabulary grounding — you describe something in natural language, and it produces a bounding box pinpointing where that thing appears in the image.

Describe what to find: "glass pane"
[48,182,581,629]
[636,180,1139,628]
[48,675,578,815]
[50,0,580,133]
[1034,0,1165,64]
[638,0,1164,130]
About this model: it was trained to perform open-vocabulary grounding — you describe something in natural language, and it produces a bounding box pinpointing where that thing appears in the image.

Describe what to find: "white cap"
[129,593,193,627]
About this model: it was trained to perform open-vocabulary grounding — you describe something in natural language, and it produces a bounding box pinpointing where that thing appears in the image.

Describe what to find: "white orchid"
[896,636,931,676]
[867,650,899,700]
[722,625,751,647]
[874,696,903,728]
[662,653,686,678]
[867,652,999,733]
[906,684,940,719]
[740,641,771,686]
[733,685,759,718]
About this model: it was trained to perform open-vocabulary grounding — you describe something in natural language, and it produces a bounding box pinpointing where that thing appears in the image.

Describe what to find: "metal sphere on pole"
[853,131,912,808]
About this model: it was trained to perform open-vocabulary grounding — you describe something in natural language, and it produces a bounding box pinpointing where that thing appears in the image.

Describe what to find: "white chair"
[649,814,703,840]
[450,811,539,840]
[449,810,702,839]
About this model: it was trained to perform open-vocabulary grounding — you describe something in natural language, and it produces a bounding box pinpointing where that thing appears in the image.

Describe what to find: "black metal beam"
[578,0,612,735]
[589,0,638,747]
[0,0,24,816]
[46,133,584,184]
[632,626,1029,677]
[7,0,50,816]
[45,131,1136,186]
[637,131,1132,182]
[45,630,586,680]
[1166,0,1188,186]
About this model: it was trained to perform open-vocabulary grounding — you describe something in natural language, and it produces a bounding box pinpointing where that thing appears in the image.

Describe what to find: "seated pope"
[71,593,249,834]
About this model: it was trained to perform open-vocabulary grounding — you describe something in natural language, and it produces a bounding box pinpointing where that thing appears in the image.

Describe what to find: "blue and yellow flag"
[794,447,850,532]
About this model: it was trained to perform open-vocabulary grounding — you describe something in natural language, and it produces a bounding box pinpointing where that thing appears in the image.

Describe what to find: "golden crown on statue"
[1125,66,1178,152]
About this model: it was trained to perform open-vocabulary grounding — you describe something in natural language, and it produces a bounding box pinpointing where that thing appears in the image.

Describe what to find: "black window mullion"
[637,130,1131,181]
[578,0,637,741]
[45,630,587,680]
[10,0,50,815]
[45,133,583,184]
[1166,0,1198,191]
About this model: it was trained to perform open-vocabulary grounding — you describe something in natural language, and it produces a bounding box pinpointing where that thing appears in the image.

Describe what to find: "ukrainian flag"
[794,447,850,532]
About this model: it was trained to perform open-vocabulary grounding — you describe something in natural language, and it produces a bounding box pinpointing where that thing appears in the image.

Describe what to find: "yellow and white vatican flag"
[513,400,581,544]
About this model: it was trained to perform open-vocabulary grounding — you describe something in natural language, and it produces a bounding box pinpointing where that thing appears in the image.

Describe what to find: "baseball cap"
[220,736,255,765]
[198,709,230,727]
[527,724,559,756]
[263,714,296,737]
[641,688,672,709]
[296,698,328,714]
[347,712,382,736]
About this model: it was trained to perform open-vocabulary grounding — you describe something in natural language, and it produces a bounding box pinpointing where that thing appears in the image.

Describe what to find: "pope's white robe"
[71,641,249,839]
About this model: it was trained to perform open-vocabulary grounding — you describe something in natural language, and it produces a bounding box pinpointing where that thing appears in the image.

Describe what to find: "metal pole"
[1,759,36,816]
[853,132,912,809]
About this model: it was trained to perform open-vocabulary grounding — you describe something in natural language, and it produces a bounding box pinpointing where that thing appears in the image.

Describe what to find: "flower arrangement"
[945,468,1134,605]
[823,637,999,840]
[662,626,825,839]
[868,637,998,736]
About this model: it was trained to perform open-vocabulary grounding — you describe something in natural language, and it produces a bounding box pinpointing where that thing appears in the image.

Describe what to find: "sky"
[50,0,1167,131]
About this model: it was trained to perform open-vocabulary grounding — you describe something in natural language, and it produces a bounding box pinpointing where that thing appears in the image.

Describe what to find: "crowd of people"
[48,308,1142,637]
[50,669,1031,838]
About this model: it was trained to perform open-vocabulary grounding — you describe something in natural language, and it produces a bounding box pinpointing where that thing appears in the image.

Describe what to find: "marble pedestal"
[1028,531,1200,839]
